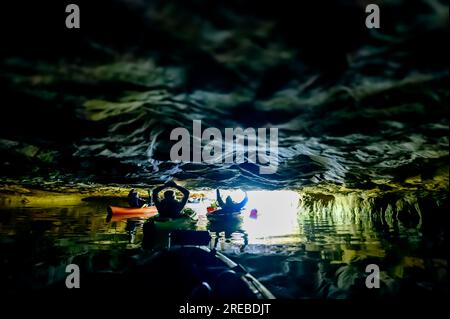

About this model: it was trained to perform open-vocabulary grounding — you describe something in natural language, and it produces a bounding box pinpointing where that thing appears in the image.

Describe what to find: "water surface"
[0,190,447,298]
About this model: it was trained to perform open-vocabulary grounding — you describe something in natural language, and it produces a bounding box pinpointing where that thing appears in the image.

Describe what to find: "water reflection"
[0,190,447,298]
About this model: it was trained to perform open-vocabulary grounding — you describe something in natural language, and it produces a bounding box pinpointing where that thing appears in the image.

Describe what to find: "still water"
[0,190,447,298]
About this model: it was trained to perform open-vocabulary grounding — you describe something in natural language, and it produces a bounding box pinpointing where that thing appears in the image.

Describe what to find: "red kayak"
[107,205,158,216]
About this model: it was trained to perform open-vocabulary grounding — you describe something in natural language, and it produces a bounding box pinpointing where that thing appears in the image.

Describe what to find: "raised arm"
[216,189,225,207]
[152,185,166,205]
[174,184,190,207]
[234,192,248,210]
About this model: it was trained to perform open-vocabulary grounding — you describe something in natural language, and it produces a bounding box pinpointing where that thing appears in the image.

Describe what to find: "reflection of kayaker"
[152,181,190,218]
[125,219,140,244]
[212,189,248,216]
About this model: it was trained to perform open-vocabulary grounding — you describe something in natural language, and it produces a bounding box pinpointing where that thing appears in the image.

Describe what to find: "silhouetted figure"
[152,181,190,218]
[215,189,248,215]
[128,189,148,208]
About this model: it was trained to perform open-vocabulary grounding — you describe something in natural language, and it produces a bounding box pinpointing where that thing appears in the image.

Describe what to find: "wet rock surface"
[0,0,448,193]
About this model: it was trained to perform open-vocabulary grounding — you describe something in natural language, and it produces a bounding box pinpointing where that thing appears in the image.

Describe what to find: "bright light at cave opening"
[242,190,300,243]
[188,189,301,244]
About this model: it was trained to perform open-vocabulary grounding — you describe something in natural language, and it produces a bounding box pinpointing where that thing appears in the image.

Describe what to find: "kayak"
[153,211,198,231]
[206,205,244,219]
[107,205,158,216]
[206,210,242,220]
[43,230,275,300]
[138,246,275,299]
[136,231,276,300]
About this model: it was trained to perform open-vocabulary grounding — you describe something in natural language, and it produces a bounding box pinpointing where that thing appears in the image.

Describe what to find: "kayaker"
[152,181,190,218]
[128,189,148,208]
[215,189,248,215]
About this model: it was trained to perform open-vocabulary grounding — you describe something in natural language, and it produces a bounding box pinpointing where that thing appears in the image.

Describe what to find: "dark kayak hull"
[152,212,198,232]
[207,210,242,220]
[135,246,275,300]
[44,246,275,301]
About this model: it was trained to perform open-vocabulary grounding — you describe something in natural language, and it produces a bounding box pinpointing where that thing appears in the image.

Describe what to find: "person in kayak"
[215,189,248,215]
[152,181,190,218]
[128,189,148,208]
